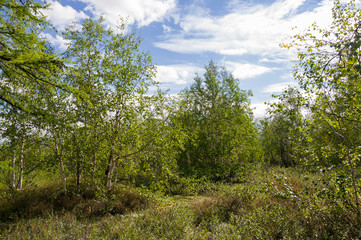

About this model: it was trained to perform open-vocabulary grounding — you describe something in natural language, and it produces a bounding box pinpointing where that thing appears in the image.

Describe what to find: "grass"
[1,166,360,239]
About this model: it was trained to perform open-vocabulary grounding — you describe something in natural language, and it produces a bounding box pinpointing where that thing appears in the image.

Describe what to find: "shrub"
[190,191,254,226]
[74,187,150,218]
[0,181,151,221]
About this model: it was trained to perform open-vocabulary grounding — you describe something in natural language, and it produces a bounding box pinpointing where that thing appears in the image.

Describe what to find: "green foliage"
[176,61,261,181]
[0,0,76,116]
[0,0,65,189]
[2,167,361,239]
[290,0,361,168]
[279,0,361,226]
[261,87,307,167]
[0,180,150,221]
[73,187,150,218]
[2,0,361,238]
[266,168,361,239]
[61,18,180,190]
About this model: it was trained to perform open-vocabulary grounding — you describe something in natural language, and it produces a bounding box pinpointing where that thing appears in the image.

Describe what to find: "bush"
[0,180,151,221]
[190,190,255,226]
[74,187,150,218]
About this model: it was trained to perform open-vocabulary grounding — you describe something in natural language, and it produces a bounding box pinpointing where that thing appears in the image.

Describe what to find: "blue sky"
[41,0,337,117]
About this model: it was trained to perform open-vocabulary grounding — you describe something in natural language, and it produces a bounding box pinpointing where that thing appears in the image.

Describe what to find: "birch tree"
[63,18,168,190]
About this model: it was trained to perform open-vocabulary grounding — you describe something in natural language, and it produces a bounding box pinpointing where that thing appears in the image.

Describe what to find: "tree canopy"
[0,0,70,116]
[176,61,260,180]
[276,0,361,221]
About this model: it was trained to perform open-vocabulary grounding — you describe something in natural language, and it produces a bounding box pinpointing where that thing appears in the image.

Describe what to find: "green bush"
[74,187,150,218]
[0,181,151,221]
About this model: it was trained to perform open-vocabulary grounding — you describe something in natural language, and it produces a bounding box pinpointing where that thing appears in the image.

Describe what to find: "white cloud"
[280,73,294,80]
[154,38,234,54]
[155,0,334,59]
[156,62,274,89]
[251,102,268,118]
[156,65,203,85]
[263,81,298,93]
[78,0,176,27]
[225,61,276,79]
[42,33,70,51]
[162,24,173,33]
[259,57,288,63]
[218,48,247,56]
[252,99,278,118]
[41,1,88,30]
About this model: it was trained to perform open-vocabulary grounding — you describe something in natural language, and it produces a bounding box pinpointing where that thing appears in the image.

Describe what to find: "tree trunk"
[10,148,16,189]
[16,139,25,190]
[106,148,115,191]
[76,161,81,193]
[113,157,120,185]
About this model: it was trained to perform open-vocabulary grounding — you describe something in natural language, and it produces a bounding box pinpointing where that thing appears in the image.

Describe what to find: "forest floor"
[0,166,360,239]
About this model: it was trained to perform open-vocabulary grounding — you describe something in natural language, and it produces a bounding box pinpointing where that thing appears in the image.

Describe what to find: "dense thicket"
[260,87,306,167]
[175,61,260,180]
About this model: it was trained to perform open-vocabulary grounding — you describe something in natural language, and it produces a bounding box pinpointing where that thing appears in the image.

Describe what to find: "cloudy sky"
[41,0,337,117]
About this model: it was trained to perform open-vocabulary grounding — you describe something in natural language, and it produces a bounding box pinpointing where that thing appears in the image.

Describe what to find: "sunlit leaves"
[0,0,71,117]
[284,0,361,219]
[176,61,260,180]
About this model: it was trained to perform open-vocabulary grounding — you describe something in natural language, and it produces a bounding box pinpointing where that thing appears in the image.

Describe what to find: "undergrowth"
[0,179,150,223]
[1,167,361,239]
